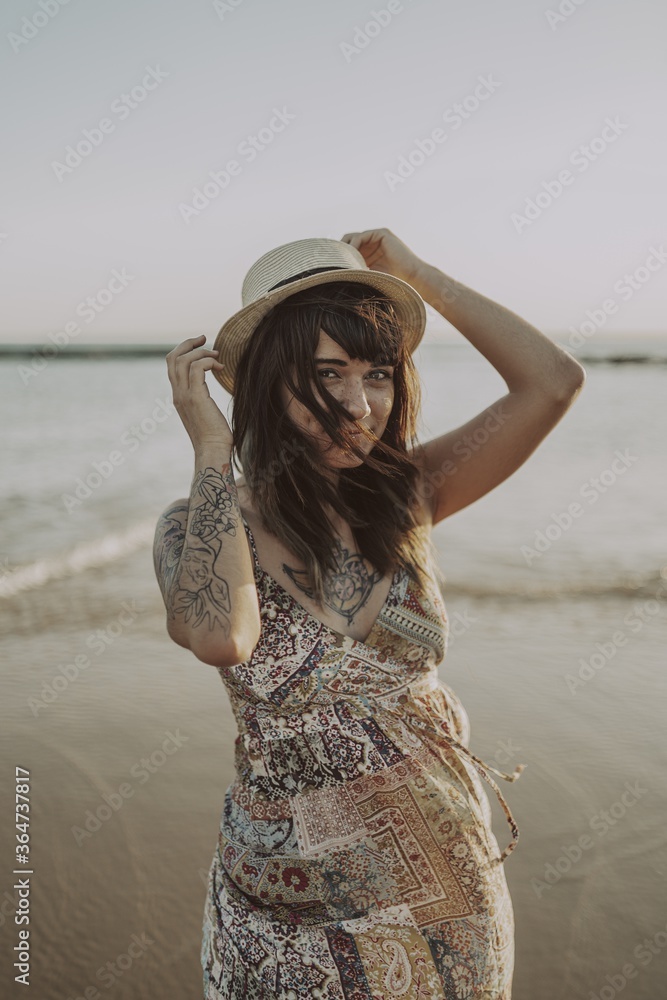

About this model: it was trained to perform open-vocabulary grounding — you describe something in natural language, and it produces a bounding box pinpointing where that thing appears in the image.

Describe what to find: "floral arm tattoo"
[153,465,238,637]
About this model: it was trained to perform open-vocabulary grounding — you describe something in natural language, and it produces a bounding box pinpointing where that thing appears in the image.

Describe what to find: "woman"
[153,230,585,999]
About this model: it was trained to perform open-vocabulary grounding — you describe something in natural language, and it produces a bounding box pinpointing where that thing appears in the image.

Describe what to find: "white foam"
[0,519,155,598]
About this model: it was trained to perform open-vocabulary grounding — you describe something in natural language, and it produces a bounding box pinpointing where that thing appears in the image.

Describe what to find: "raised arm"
[342,229,586,524]
[152,337,261,668]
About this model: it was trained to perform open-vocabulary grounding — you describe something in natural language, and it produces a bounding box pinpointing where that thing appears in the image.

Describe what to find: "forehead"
[314,330,347,356]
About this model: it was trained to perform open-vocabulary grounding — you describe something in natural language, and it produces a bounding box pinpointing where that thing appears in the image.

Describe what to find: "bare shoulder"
[233,478,258,524]
[153,499,189,554]
[233,479,271,555]
[233,478,303,572]
[154,500,189,544]
[156,498,189,527]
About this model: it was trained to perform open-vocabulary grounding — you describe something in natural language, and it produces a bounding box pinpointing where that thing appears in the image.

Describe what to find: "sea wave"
[443,572,667,601]
[0,519,155,598]
[1,518,664,603]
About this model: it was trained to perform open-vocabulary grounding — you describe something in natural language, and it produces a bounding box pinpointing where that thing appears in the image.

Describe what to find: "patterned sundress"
[201,514,524,999]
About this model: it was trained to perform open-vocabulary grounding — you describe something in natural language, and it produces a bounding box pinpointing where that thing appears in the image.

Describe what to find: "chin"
[321,449,368,470]
[325,458,365,470]
[314,430,377,469]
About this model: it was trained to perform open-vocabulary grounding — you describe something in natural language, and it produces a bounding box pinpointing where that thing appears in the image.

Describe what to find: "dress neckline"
[240,513,402,647]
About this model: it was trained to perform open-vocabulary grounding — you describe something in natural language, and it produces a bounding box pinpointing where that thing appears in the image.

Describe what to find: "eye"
[316,369,393,380]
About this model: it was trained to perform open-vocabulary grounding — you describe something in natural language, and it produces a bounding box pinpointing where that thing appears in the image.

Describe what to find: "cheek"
[376,388,395,419]
[284,393,321,432]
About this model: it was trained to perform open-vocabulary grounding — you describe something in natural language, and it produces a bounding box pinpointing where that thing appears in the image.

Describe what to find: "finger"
[187,356,223,388]
[166,337,210,380]
[174,346,218,363]
[168,346,219,386]
[166,334,207,360]
[342,231,387,257]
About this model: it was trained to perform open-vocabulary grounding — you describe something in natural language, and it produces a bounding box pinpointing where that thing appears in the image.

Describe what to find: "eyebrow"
[314,357,394,366]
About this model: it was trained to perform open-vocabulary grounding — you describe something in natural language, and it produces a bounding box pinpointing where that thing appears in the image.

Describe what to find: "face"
[280,330,395,469]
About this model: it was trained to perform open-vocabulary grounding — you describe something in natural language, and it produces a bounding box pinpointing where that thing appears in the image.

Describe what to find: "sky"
[1,0,666,346]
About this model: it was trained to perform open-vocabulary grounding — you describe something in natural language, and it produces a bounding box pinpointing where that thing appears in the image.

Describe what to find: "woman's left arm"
[342,228,586,525]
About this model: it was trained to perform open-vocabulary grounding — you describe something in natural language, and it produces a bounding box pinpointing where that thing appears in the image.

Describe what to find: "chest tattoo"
[282,540,384,625]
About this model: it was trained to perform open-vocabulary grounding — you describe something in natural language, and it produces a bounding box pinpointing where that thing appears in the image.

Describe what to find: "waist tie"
[377,692,526,866]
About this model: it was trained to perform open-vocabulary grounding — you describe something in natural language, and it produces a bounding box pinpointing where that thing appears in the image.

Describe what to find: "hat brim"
[211,269,426,396]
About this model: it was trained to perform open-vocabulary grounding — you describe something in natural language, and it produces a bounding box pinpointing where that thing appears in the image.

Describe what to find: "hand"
[341,228,429,288]
[166,335,233,452]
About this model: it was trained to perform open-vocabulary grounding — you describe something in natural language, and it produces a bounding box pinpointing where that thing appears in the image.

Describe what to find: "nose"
[341,381,371,421]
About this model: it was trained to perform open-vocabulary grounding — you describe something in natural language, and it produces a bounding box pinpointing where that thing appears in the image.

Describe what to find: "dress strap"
[379,695,526,866]
[239,514,262,581]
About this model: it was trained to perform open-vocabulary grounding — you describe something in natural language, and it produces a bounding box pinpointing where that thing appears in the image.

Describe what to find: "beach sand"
[1,542,666,1000]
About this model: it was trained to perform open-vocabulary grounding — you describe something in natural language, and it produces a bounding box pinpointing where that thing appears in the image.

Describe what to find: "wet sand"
[1,544,666,1000]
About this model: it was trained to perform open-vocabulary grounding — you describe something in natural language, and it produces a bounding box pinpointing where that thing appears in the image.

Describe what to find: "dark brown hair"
[229,280,442,604]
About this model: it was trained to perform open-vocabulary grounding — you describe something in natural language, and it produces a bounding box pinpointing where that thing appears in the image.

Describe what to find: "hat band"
[267,266,347,292]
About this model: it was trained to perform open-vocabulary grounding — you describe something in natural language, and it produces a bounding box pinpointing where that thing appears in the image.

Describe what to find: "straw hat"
[211,237,426,395]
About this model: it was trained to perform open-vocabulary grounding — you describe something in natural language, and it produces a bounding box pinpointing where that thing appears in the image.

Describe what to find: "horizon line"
[0,329,666,356]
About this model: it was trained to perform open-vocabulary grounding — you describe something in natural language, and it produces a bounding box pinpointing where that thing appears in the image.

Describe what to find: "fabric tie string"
[377,693,526,865]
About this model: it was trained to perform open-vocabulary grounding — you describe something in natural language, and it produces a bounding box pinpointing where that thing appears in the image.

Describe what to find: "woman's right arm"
[152,337,261,668]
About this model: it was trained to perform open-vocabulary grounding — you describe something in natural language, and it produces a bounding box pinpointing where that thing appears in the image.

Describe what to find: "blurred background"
[1,0,665,997]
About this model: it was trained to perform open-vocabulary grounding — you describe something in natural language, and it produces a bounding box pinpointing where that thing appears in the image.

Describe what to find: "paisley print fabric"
[201,515,524,999]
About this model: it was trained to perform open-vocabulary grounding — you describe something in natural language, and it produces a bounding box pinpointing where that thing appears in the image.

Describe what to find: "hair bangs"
[316,283,404,368]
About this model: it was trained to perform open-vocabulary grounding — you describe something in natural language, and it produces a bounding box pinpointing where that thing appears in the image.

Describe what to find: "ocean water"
[1,335,665,601]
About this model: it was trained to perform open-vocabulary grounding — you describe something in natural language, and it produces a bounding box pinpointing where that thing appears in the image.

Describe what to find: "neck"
[321,466,340,488]
[320,470,348,531]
